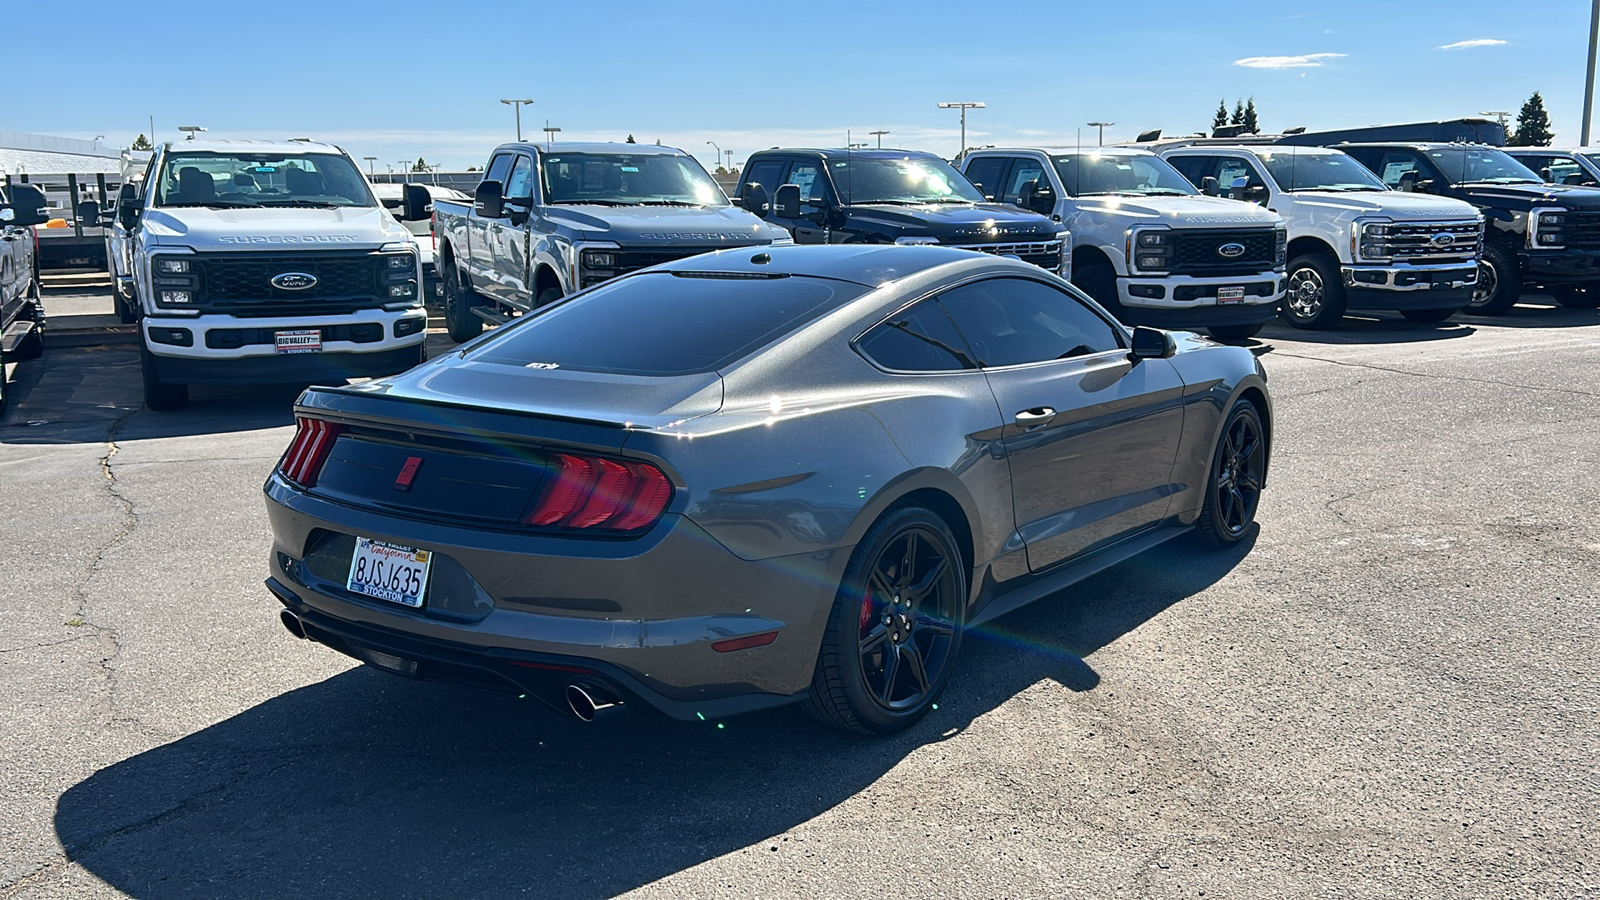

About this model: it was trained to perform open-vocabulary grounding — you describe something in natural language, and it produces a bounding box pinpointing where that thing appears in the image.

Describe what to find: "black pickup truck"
[733,149,1068,276]
[0,183,49,415]
[1335,143,1600,312]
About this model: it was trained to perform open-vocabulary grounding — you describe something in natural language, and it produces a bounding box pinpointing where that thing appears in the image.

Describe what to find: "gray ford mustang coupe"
[264,245,1271,734]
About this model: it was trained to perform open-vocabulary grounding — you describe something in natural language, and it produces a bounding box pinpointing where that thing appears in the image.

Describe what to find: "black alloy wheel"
[1468,243,1522,316]
[442,262,483,343]
[803,506,965,734]
[1196,402,1266,546]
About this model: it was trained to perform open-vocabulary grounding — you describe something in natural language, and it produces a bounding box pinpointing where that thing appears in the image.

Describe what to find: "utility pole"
[1087,121,1114,147]
[937,102,985,160]
[870,129,890,148]
[500,98,534,141]
[724,149,734,171]
[1585,0,1600,145]
[707,140,723,170]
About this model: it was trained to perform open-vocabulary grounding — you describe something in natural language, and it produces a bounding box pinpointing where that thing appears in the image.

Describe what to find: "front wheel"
[1195,401,1266,547]
[535,286,563,308]
[1400,307,1458,323]
[802,506,966,735]
[1074,264,1127,323]
[1282,253,1347,329]
[1207,323,1263,343]
[1467,243,1522,315]
[139,339,189,411]
[441,263,484,343]
[1550,284,1600,309]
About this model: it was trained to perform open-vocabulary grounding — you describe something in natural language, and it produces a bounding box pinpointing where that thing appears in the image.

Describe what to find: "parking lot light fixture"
[500,98,535,141]
[363,156,377,178]
[176,125,206,141]
[937,102,984,160]
[870,130,890,149]
[543,122,561,150]
[707,140,723,170]
[1087,121,1114,146]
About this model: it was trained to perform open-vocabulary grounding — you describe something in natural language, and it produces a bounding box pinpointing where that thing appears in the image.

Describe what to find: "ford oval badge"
[1432,233,1457,247]
[1217,242,1247,259]
[271,272,318,291]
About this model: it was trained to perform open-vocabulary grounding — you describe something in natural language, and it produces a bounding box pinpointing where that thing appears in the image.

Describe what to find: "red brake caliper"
[859,589,874,633]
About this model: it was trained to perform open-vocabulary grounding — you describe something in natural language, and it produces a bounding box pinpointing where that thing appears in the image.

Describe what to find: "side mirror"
[1242,183,1269,204]
[4,184,49,227]
[77,200,101,226]
[1414,178,1436,194]
[1540,166,1553,182]
[741,182,770,216]
[1128,325,1176,360]
[401,184,433,221]
[1200,176,1220,197]
[117,183,141,229]
[773,183,801,218]
[474,180,504,219]
[1397,172,1418,193]
[1017,179,1056,216]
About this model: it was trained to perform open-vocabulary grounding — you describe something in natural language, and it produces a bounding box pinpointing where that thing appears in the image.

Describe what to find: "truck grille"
[1382,220,1483,261]
[1170,228,1278,275]
[947,239,1065,272]
[1558,211,1600,248]
[192,252,383,314]
[579,246,758,289]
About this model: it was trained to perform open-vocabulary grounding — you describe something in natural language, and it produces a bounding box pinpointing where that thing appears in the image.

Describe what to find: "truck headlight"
[155,258,190,274]
[1127,227,1173,273]
[160,290,193,304]
[1274,227,1288,268]
[1352,219,1394,261]
[1528,208,1567,249]
[581,250,616,269]
[385,253,416,270]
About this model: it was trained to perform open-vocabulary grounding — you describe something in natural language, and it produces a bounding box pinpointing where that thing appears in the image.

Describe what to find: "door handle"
[1014,407,1056,424]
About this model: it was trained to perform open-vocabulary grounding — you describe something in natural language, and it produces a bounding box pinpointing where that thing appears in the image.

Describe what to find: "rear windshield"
[473,272,868,376]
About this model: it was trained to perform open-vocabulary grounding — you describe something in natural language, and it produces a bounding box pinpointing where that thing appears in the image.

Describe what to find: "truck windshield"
[1051,154,1196,197]
[1257,152,1388,192]
[1426,149,1542,186]
[155,152,375,208]
[542,153,728,206]
[828,157,986,205]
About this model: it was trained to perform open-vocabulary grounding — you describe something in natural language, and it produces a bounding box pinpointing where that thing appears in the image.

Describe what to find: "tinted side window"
[857,300,977,372]
[786,160,828,202]
[1374,151,1436,188]
[963,157,1007,198]
[741,158,785,197]
[939,278,1122,368]
[1001,159,1047,205]
[483,153,514,186]
[1167,155,1213,187]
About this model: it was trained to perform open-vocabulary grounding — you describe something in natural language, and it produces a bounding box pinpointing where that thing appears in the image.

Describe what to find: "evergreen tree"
[1243,98,1260,134]
[1511,92,1553,146]
[131,133,153,150]
[411,157,428,172]
[626,134,636,143]
[1231,100,1245,126]
[1212,100,1229,131]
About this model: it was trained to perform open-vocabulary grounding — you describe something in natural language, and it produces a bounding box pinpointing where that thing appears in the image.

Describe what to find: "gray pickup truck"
[426,142,791,341]
[1,183,50,415]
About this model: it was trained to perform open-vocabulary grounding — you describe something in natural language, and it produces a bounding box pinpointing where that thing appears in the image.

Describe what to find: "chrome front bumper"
[1341,262,1478,292]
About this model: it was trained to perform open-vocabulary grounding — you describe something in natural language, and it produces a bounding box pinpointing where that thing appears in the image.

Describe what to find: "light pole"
[1480,110,1512,139]
[363,156,377,178]
[542,122,561,150]
[397,160,412,184]
[870,129,890,148]
[176,125,206,141]
[707,140,723,170]
[1585,0,1600,145]
[500,98,534,141]
[1087,121,1114,146]
[937,102,985,160]
[724,149,734,171]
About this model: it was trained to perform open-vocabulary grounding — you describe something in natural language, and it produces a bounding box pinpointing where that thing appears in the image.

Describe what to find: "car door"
[738,157,786,216]
[1165,154,1216,191]
[962,156,1009,201]
[493,153,536,301]
[997,156,1048,208]
[470,152,515,290]
[774,157,837,244]
[936,276,1187,570]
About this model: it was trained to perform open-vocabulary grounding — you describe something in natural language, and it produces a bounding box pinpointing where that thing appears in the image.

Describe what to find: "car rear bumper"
[262,476,841,720]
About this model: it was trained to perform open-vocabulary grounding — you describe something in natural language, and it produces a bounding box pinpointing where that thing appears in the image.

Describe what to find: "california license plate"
[1217,286,1246,304]
[346,538,432,608]
[275,329,323,354]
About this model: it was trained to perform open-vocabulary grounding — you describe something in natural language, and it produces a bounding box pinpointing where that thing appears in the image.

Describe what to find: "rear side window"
[938,278,1123,368]
[858,299,977,372]
[963,157,1007,198]
[741,159,785,197]
[474,273,867,376]
[1166,155,1212,187]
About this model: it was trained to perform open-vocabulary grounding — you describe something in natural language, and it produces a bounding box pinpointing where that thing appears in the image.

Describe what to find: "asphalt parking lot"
[1,289,1596,899]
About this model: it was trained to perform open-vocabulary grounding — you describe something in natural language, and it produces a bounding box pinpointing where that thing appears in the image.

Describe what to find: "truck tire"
[1550,284,1600,309]
[139,339,189,411]
[1074,264,1127,322]
[0,362,8,419]
[14,277,44,360]
[1282,253,1347,329]
[535,287,563,308]
[1399,307,1458,323]
[442,263,484,343]
[1467,243,1521,316]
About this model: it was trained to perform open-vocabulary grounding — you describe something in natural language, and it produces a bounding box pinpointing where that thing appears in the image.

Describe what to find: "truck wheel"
[442,264,484,343]
[14,278,44,360]
[1074,264,1127,322]
[1399,307,1458,323]
[1282,254,1347,329]
[0,363,8,419]
[1550,285,1600,309]
[535,287,563,308]
[139,339,188,411]
[1467,243,1521,315]
[1207,323,1263,343]
[116,286,139,324]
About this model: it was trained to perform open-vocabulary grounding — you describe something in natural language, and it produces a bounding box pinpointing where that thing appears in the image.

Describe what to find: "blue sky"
[15,0,1597,171]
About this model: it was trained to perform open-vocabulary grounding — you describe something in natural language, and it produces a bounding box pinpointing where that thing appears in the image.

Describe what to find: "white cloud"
[1437,38,1507,51]
[1233,52,1345,69]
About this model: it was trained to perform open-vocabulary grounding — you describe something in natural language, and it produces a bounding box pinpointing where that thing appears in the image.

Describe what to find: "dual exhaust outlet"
[277,609,624,722]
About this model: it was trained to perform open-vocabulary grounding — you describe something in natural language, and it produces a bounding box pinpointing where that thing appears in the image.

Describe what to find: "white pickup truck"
[960,146,1285,342]
[116,140,428,409]
[1160,145,1483,327]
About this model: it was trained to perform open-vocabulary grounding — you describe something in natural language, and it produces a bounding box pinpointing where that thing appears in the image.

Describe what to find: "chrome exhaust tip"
[566,682,624,722]
[279,609,307,640]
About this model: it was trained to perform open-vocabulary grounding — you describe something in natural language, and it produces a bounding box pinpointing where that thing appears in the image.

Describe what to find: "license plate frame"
[275,329,323,354]
[1216,286,1246,304]
[345,537,432,608]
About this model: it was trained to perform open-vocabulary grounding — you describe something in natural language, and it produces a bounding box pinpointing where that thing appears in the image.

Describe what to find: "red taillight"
[522,453,673,532]
[278,416,346,487]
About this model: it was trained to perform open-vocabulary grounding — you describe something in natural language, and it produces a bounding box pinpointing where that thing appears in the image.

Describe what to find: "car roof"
[750,148,945,162]
[164,139,343,154]
[1163,144,1342,156]
[976,146,1158,158]
[1335,142,1507,151]
[655,244,1029,287]
[506,142,690,156]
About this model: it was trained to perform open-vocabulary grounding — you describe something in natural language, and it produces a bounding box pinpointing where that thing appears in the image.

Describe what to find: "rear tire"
[139,339,189,411]
[1074,264,1127,323]
[1550,284,1600,309]
[1207,323,1263,343]
[802,505,966,735]
[1399,307,1458,323]
[1195,401,1266,547]
[1467,243,1522,315]
[442,262,484,343]
[1282,253,1347,329]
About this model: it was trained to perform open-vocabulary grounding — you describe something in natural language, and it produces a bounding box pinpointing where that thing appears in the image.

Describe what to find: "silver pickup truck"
[426,142,791,341]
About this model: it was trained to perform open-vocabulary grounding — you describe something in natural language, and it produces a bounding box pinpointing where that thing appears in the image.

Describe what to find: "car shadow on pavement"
[1255,318,1477,347]
[53,532,1253,899]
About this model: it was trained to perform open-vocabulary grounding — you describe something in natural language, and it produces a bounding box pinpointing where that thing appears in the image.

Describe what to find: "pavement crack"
[0,634,94,654]
[1271,351,1600,399]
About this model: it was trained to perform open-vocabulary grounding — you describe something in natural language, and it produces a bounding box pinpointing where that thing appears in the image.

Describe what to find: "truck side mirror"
[1128,325,1176,360]
[1017,179,1055,216]
[773,184,802,218]
[474,180,504,219]
[77,200,102,226]
[1242,183,1269,204]
[1200,176,1220,196]
[742,182,770,216]
[4,184,49,227]
[1540,166,1553,182]
[401,184,433,221]
[117,183,141,229]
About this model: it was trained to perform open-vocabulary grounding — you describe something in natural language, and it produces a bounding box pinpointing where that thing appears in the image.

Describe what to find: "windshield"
[829,157,985,204]
[1052,154,1196,196]
[541,153,728,206]
[155,152,374,208]
[1258,152,1388,192]
[1427,149,1542,185]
